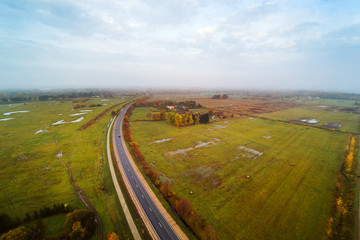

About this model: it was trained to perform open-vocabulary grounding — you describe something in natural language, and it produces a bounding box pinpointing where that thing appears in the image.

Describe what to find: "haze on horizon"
[0,0,359,93]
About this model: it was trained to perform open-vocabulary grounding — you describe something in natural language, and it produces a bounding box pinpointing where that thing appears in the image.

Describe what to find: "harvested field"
[195,98,301,115]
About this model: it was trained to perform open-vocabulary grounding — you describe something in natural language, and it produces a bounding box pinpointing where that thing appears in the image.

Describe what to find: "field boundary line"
[79,97,142,130]
[106,117,142,240]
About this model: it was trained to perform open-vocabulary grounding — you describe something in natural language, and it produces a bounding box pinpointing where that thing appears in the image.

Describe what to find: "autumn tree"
[107,232,120,240]
[176,199,193,217]
[160,109,166,120]
[159,180,172,198]
[152,113,161,121]
[64,209,95,240]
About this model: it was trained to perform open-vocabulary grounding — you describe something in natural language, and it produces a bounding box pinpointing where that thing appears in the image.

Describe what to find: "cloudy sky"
[0,0,359,92]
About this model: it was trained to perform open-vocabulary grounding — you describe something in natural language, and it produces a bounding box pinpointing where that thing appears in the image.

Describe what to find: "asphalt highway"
[114,105,180,240]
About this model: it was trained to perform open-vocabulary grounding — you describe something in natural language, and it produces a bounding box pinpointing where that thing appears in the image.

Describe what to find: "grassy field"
[129,107,350,239]
[130,107,155,121]
[254,107,360,133]
[0,97,134,238]
[307,98,359,107]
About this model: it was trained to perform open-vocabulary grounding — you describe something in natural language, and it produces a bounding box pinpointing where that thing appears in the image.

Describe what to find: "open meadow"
[129,106,351,239]
[255,107,360,134]
[0,97,135,238]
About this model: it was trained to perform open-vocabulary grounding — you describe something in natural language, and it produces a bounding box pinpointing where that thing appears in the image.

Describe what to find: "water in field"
[3,110,29,116]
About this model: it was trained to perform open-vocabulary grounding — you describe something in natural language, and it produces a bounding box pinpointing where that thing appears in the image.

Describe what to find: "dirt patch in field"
[188,167,222,190]
[195,98,300,115]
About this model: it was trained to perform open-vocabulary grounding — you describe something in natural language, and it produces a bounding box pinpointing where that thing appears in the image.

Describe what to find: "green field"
[129,107,350,239]
[0,97,134,238]
[130,107,155,121]
[255,107,360,133]
[307,98,359,107]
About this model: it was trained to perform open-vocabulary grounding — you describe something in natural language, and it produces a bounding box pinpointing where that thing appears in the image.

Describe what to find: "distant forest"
[0,90,138,103]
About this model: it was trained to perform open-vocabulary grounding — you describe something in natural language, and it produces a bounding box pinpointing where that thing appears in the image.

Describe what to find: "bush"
[0,226,32,240]
[64,210,95,240]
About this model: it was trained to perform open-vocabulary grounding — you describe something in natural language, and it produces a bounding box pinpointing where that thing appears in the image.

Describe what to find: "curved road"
[113,105,180,240]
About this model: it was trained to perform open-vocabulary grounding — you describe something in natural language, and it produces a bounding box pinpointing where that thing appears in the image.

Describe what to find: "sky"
[0,0,359,93]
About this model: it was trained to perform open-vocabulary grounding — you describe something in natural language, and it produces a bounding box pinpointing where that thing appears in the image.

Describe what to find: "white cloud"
[196,25,218,38]
[0,0,360,92]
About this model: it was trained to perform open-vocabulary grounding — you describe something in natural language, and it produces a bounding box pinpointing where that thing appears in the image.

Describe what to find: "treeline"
[134,99,202,110]
[0,203,72,235]
[122,106,216,239]
[151,109,167,121]
[166,112,209,127]
[0,90,135,103]
[211,94,229,99]
[166,112,194,126]
[326,136,358,239]
[78,98,138,130]
[1,209,95,240]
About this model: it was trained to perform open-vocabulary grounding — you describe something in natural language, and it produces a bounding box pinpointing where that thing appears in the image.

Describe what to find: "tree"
[199,114,209,124]
[176,199,193,217]
[174,114,182,127]
[152,113,161,121]
[64,210,95,240]
[160,109,166,120]
[144,165,159,184]
[160,181,172,198]
[0,226,31,240]
[69,221,86,240]
[107,232,120,240]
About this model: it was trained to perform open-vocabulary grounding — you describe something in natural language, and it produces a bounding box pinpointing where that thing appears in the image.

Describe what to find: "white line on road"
[159,223,163,228]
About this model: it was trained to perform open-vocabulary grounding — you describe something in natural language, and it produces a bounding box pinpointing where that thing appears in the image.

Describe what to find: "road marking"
[142,194,144,198]
[159,222,163,228]
[136,184,138,188]
[149,207,152,212]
